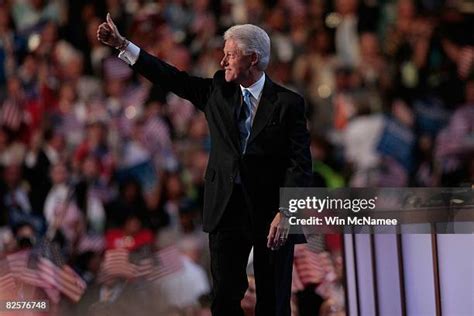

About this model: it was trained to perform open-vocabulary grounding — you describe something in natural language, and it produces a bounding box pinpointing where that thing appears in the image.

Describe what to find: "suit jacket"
[132,50,312,233]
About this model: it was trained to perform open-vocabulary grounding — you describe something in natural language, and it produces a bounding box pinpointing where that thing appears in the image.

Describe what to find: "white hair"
[224,24,271,71]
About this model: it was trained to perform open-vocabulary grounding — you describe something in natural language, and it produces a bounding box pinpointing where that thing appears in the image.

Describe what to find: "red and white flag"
[4,251,60,298]
[147,245,183,282]
[98,249,138,283]
[0,272,16,293]
[37,257,86,303]
[0,256,18,295]
[135,258,154,278]
[293,246,327,286]
[6,250,30,277]
[0,99,23,131]
[19,268,46,288]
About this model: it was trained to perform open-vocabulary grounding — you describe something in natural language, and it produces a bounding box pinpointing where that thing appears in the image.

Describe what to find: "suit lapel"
[221,87,242,154]
[248,76,277,145]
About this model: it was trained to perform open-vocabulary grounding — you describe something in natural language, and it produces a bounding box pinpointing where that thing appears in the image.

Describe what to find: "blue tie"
[238,89,252,153]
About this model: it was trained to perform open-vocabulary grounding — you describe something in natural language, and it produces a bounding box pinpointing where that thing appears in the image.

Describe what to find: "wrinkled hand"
[267,212,290,250]
[96,13,126,49]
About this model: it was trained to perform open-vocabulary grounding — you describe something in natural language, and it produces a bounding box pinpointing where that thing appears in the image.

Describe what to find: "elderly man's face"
[220,39,254,84]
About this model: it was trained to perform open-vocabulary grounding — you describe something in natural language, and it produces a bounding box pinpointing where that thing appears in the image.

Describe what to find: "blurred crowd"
[0,0,473,315]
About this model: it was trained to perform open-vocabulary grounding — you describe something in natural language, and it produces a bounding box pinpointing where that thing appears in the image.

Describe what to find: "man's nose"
[220,56,227,67]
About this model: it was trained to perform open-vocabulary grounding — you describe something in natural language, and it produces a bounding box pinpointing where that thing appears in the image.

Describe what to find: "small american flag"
[6,250,30,278]
[19,267,46,288]
[3,250,61,302]
[0,264,16,293]
[98,249,138,283]
[0,99,23,131]
[293,245,326,286]
[291,265,304,292]
[147,245,183,282]
[37,257,87,303]
[0,273,16,292]
[135,257,154,278]
[19,265,63,304]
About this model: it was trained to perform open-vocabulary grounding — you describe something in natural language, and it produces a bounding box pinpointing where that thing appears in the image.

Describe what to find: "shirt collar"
[240,73,265,101]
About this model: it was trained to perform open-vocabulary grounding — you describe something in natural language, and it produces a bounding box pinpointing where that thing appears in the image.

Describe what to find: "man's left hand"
[267,212,290,250]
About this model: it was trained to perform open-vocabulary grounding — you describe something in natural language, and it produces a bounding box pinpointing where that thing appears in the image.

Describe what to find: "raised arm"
[97,13,212,111]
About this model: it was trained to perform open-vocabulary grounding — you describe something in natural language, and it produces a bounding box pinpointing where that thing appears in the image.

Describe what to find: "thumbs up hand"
[97,13,127,49]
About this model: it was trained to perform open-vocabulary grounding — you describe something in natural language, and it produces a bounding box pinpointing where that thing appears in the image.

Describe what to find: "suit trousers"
[209,184,294,316]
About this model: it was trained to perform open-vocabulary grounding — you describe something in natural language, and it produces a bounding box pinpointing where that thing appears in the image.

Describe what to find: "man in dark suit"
[97,14,312,316]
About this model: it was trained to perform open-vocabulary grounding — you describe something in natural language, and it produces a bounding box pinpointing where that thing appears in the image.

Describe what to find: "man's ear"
[250,52,259,67]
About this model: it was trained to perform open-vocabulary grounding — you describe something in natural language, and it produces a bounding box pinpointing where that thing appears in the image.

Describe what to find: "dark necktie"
[237,89,252,153]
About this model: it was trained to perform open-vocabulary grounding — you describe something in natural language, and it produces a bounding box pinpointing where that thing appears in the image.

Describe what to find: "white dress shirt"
[118,42,141,65]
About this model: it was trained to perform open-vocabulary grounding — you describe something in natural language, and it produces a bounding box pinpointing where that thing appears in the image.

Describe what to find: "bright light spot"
[318,84,332,98]
[125,106,137,120]
[325,13,341,28]
[28,34,41,52]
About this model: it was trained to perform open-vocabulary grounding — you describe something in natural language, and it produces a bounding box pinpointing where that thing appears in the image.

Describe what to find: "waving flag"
[147,245,183,282]
[6,250,30,277]
[98,249,138,283]
[0,257,17,298]
[37,257,86,303]
[0,99,23,131]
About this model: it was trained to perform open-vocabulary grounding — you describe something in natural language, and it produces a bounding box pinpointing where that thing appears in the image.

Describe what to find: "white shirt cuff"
[118,41,140,65]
